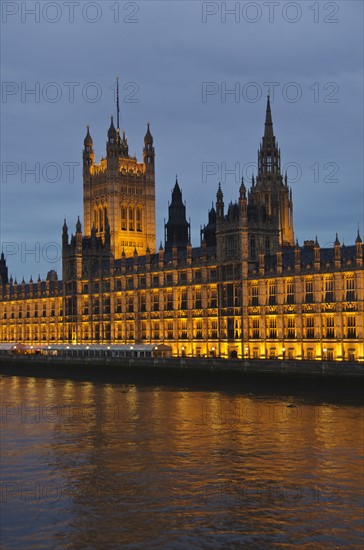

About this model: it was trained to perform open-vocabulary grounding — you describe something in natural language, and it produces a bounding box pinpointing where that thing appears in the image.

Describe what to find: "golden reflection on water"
[1,375,363,549]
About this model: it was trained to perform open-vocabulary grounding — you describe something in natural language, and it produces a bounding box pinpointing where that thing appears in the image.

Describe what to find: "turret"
[83,125,94,168]
[201,205,216,247]
[239,177,247,219]
[75,217,82,257]
[314,236,320,270]
[356,228,363,266]
[106,116,117,158]
[334,233,341,268]
[158,242,164,268]
[216,182,224,218]
[62,219,68,247]
[164,177,190,253]
[0,251,9,285]
[143,122,155,169]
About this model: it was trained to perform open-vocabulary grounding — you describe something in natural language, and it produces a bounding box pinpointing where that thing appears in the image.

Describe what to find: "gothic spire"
[144,122,153,144]
[264,95,274,141]
[108,116,116,138]
[84,125,93,147]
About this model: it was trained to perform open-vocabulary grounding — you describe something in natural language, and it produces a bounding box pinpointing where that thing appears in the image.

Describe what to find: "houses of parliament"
[0,96,363,362]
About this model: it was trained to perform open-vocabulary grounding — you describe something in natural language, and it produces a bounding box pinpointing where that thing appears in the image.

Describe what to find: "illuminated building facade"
[0,98,363,361]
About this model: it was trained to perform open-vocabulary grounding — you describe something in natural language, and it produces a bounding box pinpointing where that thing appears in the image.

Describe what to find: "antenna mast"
[116,76,120,131]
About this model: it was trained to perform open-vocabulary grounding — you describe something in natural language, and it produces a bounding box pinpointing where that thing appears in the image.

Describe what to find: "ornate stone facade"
[0,98,363,361]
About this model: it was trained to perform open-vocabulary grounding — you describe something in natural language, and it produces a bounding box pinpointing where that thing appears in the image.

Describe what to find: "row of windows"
[120,206,143,232]
[1,317,358,342]
[250,276,357,305]
[250,315,357,339]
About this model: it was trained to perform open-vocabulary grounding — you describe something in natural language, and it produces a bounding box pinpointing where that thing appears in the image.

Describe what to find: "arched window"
[93,209,98,230]
[99,209,104,232]
[267,155,272,172]
[136,208,142,232]
[121,207,127,230]
[104,206,108,229]
[129,207,134,231]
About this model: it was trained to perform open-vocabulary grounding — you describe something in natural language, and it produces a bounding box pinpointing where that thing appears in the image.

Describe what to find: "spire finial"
[264,95,273,140]
[356,224,362,243]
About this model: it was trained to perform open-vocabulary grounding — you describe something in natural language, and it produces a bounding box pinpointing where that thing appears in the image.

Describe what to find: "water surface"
[1,375,363,548]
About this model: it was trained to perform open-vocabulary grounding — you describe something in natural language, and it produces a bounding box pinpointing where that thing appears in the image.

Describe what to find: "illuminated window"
[251,284,258,306]
[210,320,218,339]
[268,281,276,305]
[346,275,355,301]
[209,289,217,308]
[153,321,159,340]
[141,321,147,340]
[287,316,296,339]
[305,316,314,338]
[180,320,187,339]
[166,292,173,311]
[195,319,203,339]
[227,318,235,339]
[129,208,134,231]
[166,321,173,340]
[180,290,187,310]
[325,277,334,302]
[136,208,142,232]
[252,318,259,339]
[305,279,314,303]
[347,315,356,338]
[325,316,335,338]
[121,207,127,230]
[194,290,202,309]
[269,317,277,339]
[286,280,294,304]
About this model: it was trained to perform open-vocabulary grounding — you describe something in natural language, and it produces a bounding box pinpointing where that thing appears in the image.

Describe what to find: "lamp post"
[282,347,286,360]
[245,346,249,359]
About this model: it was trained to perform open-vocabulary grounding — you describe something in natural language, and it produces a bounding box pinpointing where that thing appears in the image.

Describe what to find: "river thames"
[1,374,363,549]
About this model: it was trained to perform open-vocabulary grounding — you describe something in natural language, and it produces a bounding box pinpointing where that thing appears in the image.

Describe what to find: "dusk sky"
[1,0,363,280]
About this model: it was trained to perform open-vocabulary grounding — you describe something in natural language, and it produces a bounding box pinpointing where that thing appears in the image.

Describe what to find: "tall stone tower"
[215,97,295,273]
[250,96,294,247]
[82,83,156,258]
[164,178,190,252]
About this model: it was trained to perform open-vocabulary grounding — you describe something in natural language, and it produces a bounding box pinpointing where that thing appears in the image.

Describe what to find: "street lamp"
[245,346,249,359]
[282,347,286,360]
